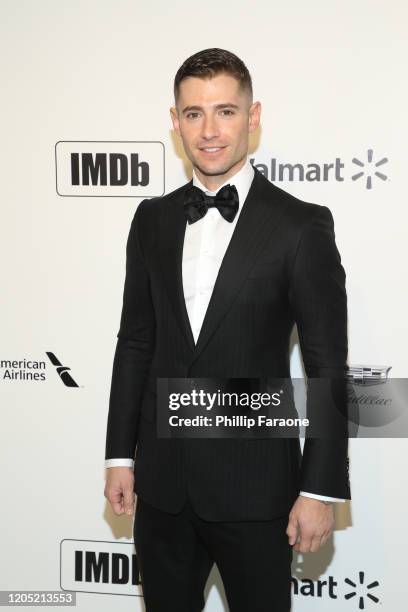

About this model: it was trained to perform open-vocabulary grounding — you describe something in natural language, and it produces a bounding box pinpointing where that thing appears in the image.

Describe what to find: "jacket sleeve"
[288,205,351,499]
[105,199,156,460]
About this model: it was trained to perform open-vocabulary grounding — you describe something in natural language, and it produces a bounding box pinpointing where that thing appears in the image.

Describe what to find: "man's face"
[170,73,261,186]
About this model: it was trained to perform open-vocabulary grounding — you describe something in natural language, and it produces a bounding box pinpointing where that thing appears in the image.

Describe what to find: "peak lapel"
[157,180,196,353]
[157,169,289,362]
[192,168,288,361]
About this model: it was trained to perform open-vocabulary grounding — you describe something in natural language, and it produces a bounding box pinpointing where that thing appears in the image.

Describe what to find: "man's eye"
[187,112,200,119]
[220,110,234,116]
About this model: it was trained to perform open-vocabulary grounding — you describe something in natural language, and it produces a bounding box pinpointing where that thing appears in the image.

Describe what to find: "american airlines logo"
[46,352,79,387]
[0,352,79,386]
[251,148,389,190]
[55,141,165,197]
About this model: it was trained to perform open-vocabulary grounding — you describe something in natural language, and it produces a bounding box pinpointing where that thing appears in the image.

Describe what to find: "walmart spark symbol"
[352,149,388,190]
[344,571,380,609]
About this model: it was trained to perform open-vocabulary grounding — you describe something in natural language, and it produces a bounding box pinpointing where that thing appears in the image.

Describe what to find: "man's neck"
[193,157,248,192]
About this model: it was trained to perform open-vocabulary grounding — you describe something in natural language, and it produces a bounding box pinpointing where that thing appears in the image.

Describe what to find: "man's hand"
[286,496,335,553]
[104,467,135,516]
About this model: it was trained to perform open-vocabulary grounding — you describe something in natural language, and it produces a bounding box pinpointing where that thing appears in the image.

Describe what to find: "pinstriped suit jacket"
[105,165,351,521]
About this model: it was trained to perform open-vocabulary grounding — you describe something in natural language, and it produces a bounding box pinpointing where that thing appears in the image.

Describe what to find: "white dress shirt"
[105,157,345,504]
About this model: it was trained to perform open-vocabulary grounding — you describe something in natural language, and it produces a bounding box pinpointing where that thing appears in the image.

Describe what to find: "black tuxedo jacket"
[105,165,351,521]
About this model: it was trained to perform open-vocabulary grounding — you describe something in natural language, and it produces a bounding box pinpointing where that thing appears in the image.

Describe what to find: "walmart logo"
[251,148,389,190]
[292,569,380,609]
[345,571,380,610]
[352,149,388,190]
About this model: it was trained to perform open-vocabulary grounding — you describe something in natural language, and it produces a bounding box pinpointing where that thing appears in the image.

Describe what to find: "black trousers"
[133,495,293,612]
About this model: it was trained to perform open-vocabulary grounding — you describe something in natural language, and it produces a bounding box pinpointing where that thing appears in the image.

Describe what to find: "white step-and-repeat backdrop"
[1,1,407,610]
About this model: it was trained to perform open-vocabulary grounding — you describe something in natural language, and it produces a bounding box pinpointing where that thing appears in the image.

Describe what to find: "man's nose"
[201,115,219,140]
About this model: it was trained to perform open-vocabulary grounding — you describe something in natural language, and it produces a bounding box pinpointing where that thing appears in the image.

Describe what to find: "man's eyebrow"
[181,103,240,114]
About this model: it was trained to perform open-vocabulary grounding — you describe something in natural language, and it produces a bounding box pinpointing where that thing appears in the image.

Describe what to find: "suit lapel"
[158,180,196,353]
[193,168,288,359]
[158,167,289,360]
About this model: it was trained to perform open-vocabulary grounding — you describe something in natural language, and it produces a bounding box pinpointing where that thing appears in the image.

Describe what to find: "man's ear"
[170,106,180,135]
[248,100,261,133]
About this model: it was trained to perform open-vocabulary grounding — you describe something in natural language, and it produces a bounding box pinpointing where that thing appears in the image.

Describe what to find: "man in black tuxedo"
[104,48,350,611]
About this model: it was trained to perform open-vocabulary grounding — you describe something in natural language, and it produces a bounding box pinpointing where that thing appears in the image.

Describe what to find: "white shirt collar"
[192,157,255,207]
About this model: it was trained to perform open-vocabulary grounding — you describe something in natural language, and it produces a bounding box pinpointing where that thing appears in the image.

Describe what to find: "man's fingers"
[294,532,313,553]
[309,534,323,553]
[286,515,298,545]
[123,489,135,515]
[106,489,125,515]
[111,499,124,515]
[294,530,329,553]
[104,467,134,516]
[293,523,316,553]
[290,497,336,553]
[319,530,331,549]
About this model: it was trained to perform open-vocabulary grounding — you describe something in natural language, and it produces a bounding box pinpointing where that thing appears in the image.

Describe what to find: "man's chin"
[193,160,235,178]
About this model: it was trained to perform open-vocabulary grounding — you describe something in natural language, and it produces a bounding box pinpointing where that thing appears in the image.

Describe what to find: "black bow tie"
[184,184,239,224]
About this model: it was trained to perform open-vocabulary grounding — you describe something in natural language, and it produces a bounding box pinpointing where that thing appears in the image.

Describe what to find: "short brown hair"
[174,48,253,104]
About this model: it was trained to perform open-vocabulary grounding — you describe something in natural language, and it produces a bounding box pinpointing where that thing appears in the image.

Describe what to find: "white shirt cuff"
[105,458,134,469]
[299,491,346,502]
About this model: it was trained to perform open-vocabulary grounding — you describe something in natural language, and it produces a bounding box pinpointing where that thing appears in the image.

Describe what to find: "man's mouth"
[199,146,227,156]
